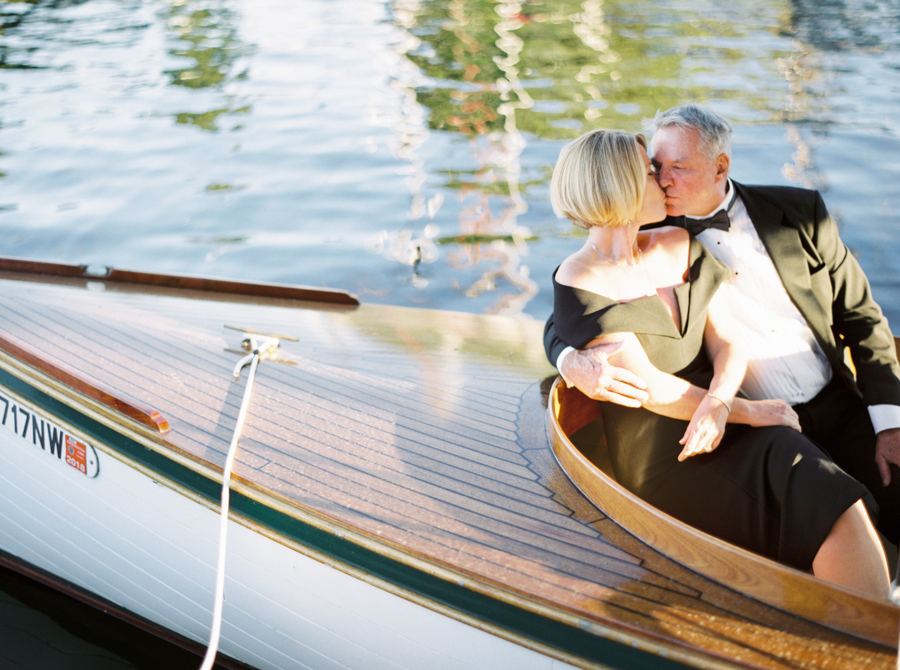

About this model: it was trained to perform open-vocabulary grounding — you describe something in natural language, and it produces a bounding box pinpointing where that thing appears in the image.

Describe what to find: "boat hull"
[0,380,579,670]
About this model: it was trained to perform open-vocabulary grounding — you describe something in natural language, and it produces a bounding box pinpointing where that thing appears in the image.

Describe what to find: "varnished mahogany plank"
[0,332,170,434]
[0,255,359,305]
[10,296,537,479]
[243,414,574,536]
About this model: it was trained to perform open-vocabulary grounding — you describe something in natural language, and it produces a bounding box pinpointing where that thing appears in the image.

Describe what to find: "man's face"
[650,125,728,217]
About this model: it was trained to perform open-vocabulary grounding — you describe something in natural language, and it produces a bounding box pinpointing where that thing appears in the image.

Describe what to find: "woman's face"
[633,144,667,227]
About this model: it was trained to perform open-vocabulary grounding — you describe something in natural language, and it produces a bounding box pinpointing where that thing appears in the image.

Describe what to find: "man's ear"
[715,153,730,181]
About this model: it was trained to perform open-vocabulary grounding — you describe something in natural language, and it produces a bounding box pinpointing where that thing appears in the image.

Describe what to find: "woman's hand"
[678,396,729,461]
[743,398,801,431]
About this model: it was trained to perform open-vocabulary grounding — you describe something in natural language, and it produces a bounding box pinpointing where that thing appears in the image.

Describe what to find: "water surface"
[3,0,900,322]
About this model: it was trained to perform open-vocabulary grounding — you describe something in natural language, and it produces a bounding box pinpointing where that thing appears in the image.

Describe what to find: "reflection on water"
[165,0,245,89]
[379,0,805,314]
[164,0,252,131]
[791,0,900,52]
[1,0,900,321]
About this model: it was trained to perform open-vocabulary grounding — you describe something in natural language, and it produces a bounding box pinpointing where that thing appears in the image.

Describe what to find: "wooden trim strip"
[0,332,170,435]
[0,255,360,306]
[0,257,87,277]
[547,378,900,648]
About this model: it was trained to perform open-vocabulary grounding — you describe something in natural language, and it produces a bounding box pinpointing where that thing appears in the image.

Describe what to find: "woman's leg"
[812,500,890,599]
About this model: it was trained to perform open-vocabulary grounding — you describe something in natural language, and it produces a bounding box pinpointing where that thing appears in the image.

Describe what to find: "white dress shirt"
[557,179,900,433]
[690,181,832,404]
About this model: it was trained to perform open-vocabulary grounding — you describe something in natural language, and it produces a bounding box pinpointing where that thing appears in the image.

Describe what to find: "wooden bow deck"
[0,258,896,670]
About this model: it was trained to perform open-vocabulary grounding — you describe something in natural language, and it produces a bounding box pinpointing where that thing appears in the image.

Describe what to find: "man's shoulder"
[734,181,819,206]
[734,181,825,228]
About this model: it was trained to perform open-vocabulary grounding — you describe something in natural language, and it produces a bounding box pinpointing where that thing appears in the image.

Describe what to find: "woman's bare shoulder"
[555,248,598,289]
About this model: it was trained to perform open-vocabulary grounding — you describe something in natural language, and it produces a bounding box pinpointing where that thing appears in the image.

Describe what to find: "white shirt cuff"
[868,404,900,434]
[556,346,576,388]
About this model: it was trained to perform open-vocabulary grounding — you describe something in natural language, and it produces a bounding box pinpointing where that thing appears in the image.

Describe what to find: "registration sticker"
[1,388,100,478]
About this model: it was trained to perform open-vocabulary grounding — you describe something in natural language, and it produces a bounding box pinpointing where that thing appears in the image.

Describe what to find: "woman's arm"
[602,287,799,459]
[676,287,749,460]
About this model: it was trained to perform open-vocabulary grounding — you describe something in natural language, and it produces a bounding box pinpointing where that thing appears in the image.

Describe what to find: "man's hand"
[875,428,900,486]
[559,344,649,407]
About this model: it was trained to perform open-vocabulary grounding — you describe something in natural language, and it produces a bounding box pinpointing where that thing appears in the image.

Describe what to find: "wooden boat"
[548,376,900,641]
[0,256,897,670]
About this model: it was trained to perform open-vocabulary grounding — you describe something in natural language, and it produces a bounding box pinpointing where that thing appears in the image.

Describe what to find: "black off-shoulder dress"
[553,238,870,570]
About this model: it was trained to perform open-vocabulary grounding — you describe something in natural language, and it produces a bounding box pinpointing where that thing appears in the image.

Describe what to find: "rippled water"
[3,0,900,664]
[3,0,900,322]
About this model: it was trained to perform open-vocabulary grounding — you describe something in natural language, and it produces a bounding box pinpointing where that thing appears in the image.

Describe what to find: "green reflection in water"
[204,182,246,192]
[0,0,43,70]
[163,0,252,131]
[436,233,538,245]
[176,105,251,131]
[438,167,547,197]
[164,0,247,88]
[385,0,800,314]
[400,0,796,146]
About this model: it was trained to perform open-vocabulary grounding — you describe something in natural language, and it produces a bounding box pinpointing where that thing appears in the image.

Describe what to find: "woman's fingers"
[678,415,724,461]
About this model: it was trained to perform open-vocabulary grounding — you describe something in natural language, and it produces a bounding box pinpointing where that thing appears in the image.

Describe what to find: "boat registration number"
[0,388,100,478]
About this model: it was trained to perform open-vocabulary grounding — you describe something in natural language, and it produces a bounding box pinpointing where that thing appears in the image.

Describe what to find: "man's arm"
[809,190,900,481]
[542,312,570,369]
[809,190,900,405]
[543,313,649,406]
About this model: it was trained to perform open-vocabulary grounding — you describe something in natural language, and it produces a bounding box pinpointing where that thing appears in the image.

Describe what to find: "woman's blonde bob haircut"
[550,130,648,229]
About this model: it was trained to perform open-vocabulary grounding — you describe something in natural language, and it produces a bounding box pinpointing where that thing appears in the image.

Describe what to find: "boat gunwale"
[547,376,900,648]
[0,255,360,306]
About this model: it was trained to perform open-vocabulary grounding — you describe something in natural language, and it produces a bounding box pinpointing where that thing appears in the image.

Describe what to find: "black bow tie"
[683,209,730,236]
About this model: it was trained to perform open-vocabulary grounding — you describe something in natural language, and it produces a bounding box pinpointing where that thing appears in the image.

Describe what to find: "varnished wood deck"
[0,261,896,670]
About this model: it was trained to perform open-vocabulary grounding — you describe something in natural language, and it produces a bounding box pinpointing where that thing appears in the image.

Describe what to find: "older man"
[543,104,900,543]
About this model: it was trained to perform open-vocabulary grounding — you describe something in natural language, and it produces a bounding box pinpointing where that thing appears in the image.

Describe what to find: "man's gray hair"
[644,104,732,161]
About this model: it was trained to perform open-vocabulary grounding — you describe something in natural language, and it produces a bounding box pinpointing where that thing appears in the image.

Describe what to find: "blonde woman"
[551,129,889,599]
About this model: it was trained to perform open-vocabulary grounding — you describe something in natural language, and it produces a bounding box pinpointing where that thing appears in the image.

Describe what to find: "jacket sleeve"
[812,191,900,406]
[542,313,569,369]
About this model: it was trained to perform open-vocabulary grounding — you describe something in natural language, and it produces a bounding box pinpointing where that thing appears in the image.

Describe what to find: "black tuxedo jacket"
[543,181,900,407]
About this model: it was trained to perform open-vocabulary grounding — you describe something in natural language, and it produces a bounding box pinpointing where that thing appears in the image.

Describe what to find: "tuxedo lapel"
[735,183,837,353]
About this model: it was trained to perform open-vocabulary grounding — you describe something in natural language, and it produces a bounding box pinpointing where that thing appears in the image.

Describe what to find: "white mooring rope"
[199,335,278,670]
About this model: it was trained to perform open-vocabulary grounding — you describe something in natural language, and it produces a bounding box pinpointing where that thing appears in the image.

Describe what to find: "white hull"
[0,384,577,670]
